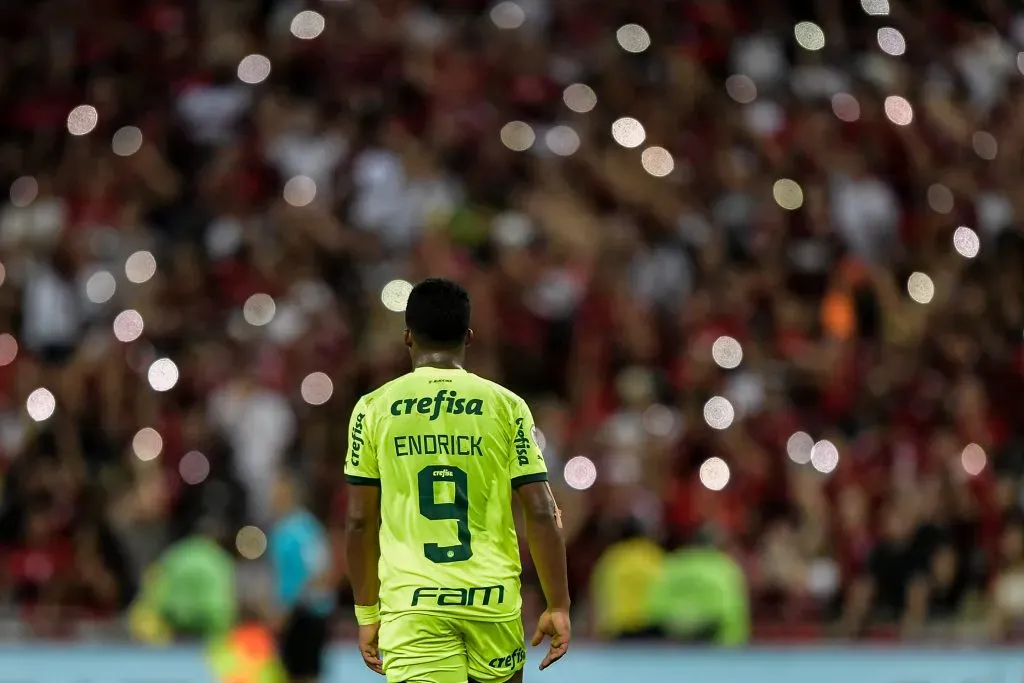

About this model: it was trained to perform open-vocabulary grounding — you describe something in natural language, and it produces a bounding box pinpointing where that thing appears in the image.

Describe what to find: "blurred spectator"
[20,245,82,365]
[843,501,934,633]
[128,518,236,643]
[208,373,295,527]
[268,472,332,682]
[902,542,976,633]
[646,532,750,646]
[589,518,664,640]
[990,521,1024,636]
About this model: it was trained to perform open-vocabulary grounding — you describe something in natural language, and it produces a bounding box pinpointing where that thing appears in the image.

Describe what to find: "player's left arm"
[507,396,551,490]
[343,397,382,609]
[508,396,571,669]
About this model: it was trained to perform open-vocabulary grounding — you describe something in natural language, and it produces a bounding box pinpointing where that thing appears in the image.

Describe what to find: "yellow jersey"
[345,367,548,623]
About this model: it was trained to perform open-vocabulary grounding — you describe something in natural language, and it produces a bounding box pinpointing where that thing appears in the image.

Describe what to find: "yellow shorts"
[379,612,525,683]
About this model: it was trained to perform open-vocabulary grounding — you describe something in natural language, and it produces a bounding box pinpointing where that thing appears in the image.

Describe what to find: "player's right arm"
[508,397,571,669]
[343,396,384,675]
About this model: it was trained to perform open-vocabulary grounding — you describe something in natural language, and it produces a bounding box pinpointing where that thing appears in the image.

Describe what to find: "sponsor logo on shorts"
[410,585,505,607]
[488,647,526,670]
[390,390,485,421]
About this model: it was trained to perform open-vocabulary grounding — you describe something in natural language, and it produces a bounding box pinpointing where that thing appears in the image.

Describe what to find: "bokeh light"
[953,226,980,258]
[545,126,581,157]
[301,372,334,406]
[179,451,210,485]
[381,279,413,312]
[699,457,731,491]
[243,293,277,326]
[85,270,117,304]
[0,334,17,366]
[113,309,145,342]
[831,93,861,122]
[490,1,525,30]
[26,388,56,422]
[237,54,272,84]
[907,272,935,304]
[283,175,317,207]
[67,105,98,136]
[532,427,547,451]
[125,250,157,284]
[643,404,679,439]
[236,526,268,560]
[112,126,143,157]
[616,24,651,53]
[132,427,163,461]
[10,176,38,207]
[640,147,674,177]
[810,440,839,474]
[725,75,757,104]
[961,443,986,476]
[147,358,179,392]
[611,117,645,148]
[500,121,535,151]
[492,213,532,248]
[563,84,597,113]
[972,131,998,160]
[794,22,825,51]
[927,184,954,214]
[877,27,906,56]
[703,396,735,430]
[773,179,804,210]
[290,10,326,39]
[0,262,4,286]
[787,431,814,464]
[884,96,914,126]
[861,0,890,15]
[711,336,743,369]
[564,456,597,490]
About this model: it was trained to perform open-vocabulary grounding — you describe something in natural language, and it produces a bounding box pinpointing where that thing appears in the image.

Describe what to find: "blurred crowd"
[1,0,1024,643]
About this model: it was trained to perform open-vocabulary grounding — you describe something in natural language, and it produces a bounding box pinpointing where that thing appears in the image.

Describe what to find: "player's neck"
[411,350,464,371]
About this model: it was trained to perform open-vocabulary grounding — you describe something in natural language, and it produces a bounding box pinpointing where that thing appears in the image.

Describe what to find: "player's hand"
[358,622,384,675]
[531,608,571,670]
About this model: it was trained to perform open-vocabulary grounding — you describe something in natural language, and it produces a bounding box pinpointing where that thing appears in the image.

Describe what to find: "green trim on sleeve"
[511,472,549,489]
[345,475,382,486]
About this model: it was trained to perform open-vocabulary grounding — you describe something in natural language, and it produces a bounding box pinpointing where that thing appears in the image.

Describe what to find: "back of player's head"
[405,278,471,348]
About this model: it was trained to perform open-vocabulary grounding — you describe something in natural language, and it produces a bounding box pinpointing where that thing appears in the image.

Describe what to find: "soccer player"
[344,278,571,683]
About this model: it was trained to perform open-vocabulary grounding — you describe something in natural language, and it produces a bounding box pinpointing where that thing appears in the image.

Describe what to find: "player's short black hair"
[405,278,471,348]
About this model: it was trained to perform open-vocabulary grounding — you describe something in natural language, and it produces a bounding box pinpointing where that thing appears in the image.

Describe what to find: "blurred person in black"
[269,471,334,683]
[842,501,944,635]
[902,543,974,632]
[171,406,248,543]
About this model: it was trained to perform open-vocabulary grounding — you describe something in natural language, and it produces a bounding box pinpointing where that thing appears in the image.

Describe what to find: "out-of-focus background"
[3,0,1024,679]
